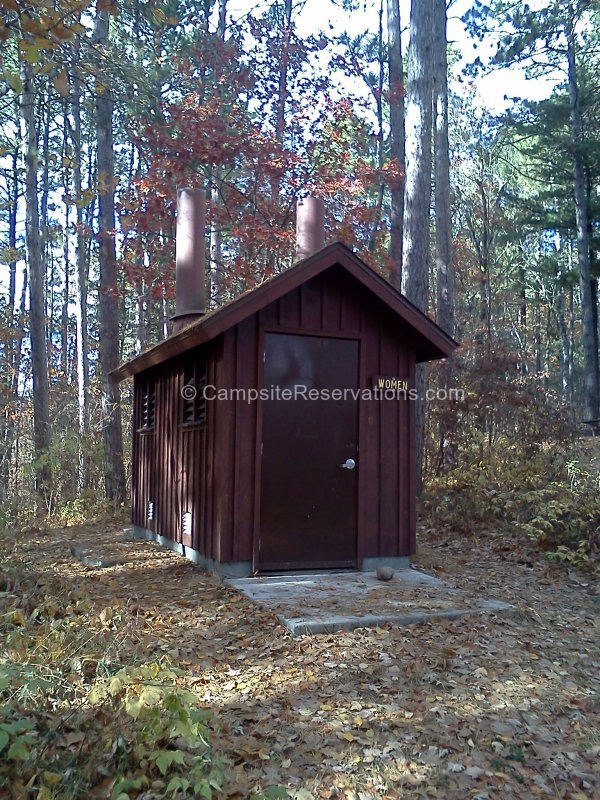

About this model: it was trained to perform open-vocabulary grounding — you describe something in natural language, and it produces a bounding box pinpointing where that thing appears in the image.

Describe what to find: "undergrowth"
[424,350,600,571]
[0,562,227,799]
[423,444,600,570]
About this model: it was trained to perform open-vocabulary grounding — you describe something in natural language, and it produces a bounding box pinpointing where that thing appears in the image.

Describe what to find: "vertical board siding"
[339,277,363,331]
[321,274,343,330]
[398,344,409,556]
[299,279,322,329]
[205,342,218,560]
[179,366,194,550]
[132,370,157,534]
[132,263,419,568]
[131,384,140,525]
[277,290,301,328]
[156,365,167,542]
[358,307,382,559]
[232,315,259,562]
[214,329,236,563]
[408,354,417,554]
[378,321,401,557]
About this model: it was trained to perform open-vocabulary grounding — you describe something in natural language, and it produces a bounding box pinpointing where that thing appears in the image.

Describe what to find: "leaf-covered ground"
[1,519,599,799]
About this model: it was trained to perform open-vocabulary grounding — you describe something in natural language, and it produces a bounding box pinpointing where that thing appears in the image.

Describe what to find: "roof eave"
[111,242,459,382]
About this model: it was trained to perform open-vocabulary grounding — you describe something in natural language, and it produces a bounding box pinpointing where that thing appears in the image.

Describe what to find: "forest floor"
[1,518,599,799]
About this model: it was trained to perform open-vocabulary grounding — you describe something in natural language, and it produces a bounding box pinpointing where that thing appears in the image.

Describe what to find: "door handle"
[339,458,356,470]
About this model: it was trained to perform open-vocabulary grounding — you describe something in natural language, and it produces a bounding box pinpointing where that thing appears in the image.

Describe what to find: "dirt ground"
[3,519,599,799]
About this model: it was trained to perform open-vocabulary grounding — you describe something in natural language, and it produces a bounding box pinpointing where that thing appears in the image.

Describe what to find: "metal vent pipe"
[295,196,325,262]
[171,187,206,333]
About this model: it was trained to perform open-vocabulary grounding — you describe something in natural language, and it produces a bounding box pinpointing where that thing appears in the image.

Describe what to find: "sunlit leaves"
[3,517,600,798]
[1,0,93,67]
[52,69,69,96]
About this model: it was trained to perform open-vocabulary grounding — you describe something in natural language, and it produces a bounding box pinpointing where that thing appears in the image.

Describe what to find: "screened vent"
[182,511,193,538]
[147,501,154,520]
[141,380,156,429]
[182,359,206,425]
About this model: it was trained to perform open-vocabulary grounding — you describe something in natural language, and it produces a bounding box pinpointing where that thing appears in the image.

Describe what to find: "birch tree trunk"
[20,57,51,506]
[94,4,126,503]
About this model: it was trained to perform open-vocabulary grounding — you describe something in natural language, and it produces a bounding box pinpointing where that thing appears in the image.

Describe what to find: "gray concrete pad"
[70,542,122,568]
[226,570,514,635]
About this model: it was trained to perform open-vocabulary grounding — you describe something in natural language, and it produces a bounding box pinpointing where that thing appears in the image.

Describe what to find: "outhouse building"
[112,192,458,576]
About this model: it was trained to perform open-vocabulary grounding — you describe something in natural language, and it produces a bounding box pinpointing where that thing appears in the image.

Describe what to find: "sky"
[0,0,561,302]
[226,0,560,114]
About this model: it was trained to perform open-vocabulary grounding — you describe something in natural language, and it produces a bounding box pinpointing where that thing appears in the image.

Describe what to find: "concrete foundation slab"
[226,570,514,635]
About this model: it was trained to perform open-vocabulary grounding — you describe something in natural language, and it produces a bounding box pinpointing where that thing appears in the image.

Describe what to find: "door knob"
[340,458,356,470]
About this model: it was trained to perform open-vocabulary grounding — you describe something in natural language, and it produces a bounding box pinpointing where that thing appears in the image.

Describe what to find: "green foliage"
[0,709,36,761]
[250,787,290,800]
[424,444,600,572]
[0,558,225,798]
[515,461,600,566]
[425,350,600,571]
[92,663,227,799]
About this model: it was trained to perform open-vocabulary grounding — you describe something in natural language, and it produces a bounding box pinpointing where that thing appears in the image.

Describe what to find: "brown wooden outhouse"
[112,193,457,576]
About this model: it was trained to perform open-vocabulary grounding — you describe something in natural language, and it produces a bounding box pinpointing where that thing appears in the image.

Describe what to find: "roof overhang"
[111,242,458,382]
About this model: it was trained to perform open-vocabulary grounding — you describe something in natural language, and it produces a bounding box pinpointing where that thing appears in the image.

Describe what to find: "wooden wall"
[132,264,417,569]
[132,341,220,559]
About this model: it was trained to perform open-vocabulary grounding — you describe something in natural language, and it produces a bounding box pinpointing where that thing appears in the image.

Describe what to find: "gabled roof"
[111,242,458,382]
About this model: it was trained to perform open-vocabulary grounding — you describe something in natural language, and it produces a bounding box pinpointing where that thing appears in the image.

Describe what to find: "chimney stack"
[171,188,206,333]
[295,196,324,262]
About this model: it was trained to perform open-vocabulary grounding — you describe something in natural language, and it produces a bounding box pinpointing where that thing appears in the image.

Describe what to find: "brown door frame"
[252,325,364,573]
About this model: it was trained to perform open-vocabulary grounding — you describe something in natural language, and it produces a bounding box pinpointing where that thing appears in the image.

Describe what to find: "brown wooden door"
[258,333,359,570]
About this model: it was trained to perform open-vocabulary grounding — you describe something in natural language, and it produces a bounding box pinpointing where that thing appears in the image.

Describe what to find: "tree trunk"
[402,0,434,493]
[565,11,598,422]
[368,0,386,253]
[135,283,148,353]
[431,0,455,472]
[40,93,51,299]
[432,0,453,337]
[275,0,293,145]
[534,287,542,374]
[210,180,223,305]
[10,266,28,505]
[386,0,405,285]
[0,148,20,505]
[210,0,227,305]
[402,0,433,308]
[217,0,227,38]
[94,4,126,503]
[72,66,89,429]
[556,281,570,398]
[61,110,70,381]
[478,180,493,345]
[20,57,51,507]
[568,281,575,404]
